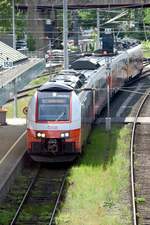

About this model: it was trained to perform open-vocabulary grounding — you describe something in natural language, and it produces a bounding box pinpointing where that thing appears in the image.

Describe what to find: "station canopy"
[0,41,27,64]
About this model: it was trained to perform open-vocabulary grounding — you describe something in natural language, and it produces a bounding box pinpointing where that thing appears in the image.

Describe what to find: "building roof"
[0,41,27,64]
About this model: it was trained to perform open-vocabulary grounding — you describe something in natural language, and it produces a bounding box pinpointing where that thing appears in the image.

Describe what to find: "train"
[26,45,143,162]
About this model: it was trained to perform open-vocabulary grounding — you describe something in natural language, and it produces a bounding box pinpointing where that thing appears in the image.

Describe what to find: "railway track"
[130,87,150,225]
[9,166,67,225]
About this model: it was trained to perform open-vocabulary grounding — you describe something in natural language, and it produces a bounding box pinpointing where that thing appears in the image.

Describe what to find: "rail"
[130,88,150,225]
[48,171,67,225]
[9,166,40,225]
[9,167,67,225]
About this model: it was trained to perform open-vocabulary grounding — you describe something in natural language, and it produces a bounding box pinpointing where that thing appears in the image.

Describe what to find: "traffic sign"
[3,60,13,68]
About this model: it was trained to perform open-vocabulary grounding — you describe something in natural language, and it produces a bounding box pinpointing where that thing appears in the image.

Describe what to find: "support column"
[63,0,69,70]
[96,9,100,49]
[72,10,79,46]
[12,0,16,49]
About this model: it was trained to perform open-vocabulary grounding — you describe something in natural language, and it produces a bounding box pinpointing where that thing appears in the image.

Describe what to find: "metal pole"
[96,9,100,49]
[72,10,79,46]
[63,0,69,70]
[107,73,110,118]
[12,0,16,49]
[12,0,17,118]
[13,80,17,118]
[48,39,52,77]
[105,57,111,131]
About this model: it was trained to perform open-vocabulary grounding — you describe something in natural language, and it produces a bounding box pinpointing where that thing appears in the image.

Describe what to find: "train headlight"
[36,132,45,138]
[37,132,42,138]
[65,132,69,138]
[41,133,45,138]
[61,133,65,138]
[61,132,69,138]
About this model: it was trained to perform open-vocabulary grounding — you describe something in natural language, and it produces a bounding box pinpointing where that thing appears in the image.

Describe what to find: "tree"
[27,34,35,51]
[144,8,150,25]
[0,0,26,39]
[0,0,12,31]
[78,10,96,29]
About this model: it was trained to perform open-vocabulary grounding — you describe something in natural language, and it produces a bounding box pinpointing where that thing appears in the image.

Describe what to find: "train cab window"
[79,74,86,82]
[75,80,83,89]
[37,92,71,121]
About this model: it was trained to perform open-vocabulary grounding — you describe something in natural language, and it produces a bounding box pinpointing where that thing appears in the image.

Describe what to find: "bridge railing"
[16,0,150,8]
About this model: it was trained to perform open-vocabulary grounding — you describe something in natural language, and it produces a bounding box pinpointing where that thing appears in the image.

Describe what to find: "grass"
[135,197,146,204]
[28,75,49,87]
[0,210,15,225]
[0,172,34,225]
[4,96,31,118]
[142,41,150,58]
[55,125,132,225]
[143,50,150,58]
[18,203,53,222]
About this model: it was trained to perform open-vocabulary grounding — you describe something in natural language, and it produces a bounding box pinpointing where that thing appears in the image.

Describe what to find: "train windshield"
[38,92,71,121]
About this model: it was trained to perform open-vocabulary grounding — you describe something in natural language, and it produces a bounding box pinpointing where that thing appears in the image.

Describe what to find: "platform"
[96,117,150,124]
[0,122,26,199]
[6,118,26,125]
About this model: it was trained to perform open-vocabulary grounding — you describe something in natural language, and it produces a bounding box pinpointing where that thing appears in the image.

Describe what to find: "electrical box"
[102,29,114,54]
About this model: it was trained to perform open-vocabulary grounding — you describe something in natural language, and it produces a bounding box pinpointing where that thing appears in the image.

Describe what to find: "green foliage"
[135,197,145,204]
[78,10,96,29]
[69,45,80,52]
[56,125,132,225]
[142,40,150,49]
[4,75,49,118]
[27,35,36,51]
[103,196,114,209]
[0,209,14,225]
[142,41,150,58]
[29,75,49,86]
[144,8,150,24]
[0,0,26,38]
[0,0,11,32]
[16,11,27,39]
[5,96,31,118]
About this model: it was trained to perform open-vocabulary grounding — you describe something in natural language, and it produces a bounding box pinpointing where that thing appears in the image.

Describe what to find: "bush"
[142,40,150,49]
[27,35,36,51]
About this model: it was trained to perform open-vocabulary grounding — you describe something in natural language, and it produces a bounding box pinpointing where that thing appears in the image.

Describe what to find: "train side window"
[79,74,86,82]
[129,58,133,63]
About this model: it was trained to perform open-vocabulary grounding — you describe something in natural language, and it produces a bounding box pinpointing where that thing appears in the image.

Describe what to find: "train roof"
[71,56,106,70]
[57,69,80,76]
[38,82,73,92]
[39,69,87,91]
[38,45,142,93]
[39,57,106,92]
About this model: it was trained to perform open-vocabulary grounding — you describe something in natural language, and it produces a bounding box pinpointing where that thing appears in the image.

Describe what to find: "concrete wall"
[0,60,45,106]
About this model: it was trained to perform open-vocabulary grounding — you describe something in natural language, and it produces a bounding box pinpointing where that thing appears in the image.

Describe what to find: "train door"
[81,90,93,146]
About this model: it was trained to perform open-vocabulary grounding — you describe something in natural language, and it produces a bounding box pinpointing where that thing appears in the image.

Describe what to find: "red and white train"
[27,45,143,162]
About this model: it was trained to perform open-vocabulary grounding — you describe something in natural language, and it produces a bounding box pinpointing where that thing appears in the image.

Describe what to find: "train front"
[26,82,81,163]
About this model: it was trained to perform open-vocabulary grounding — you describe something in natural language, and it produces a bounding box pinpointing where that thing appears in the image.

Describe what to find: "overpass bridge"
[17,0,150,9]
